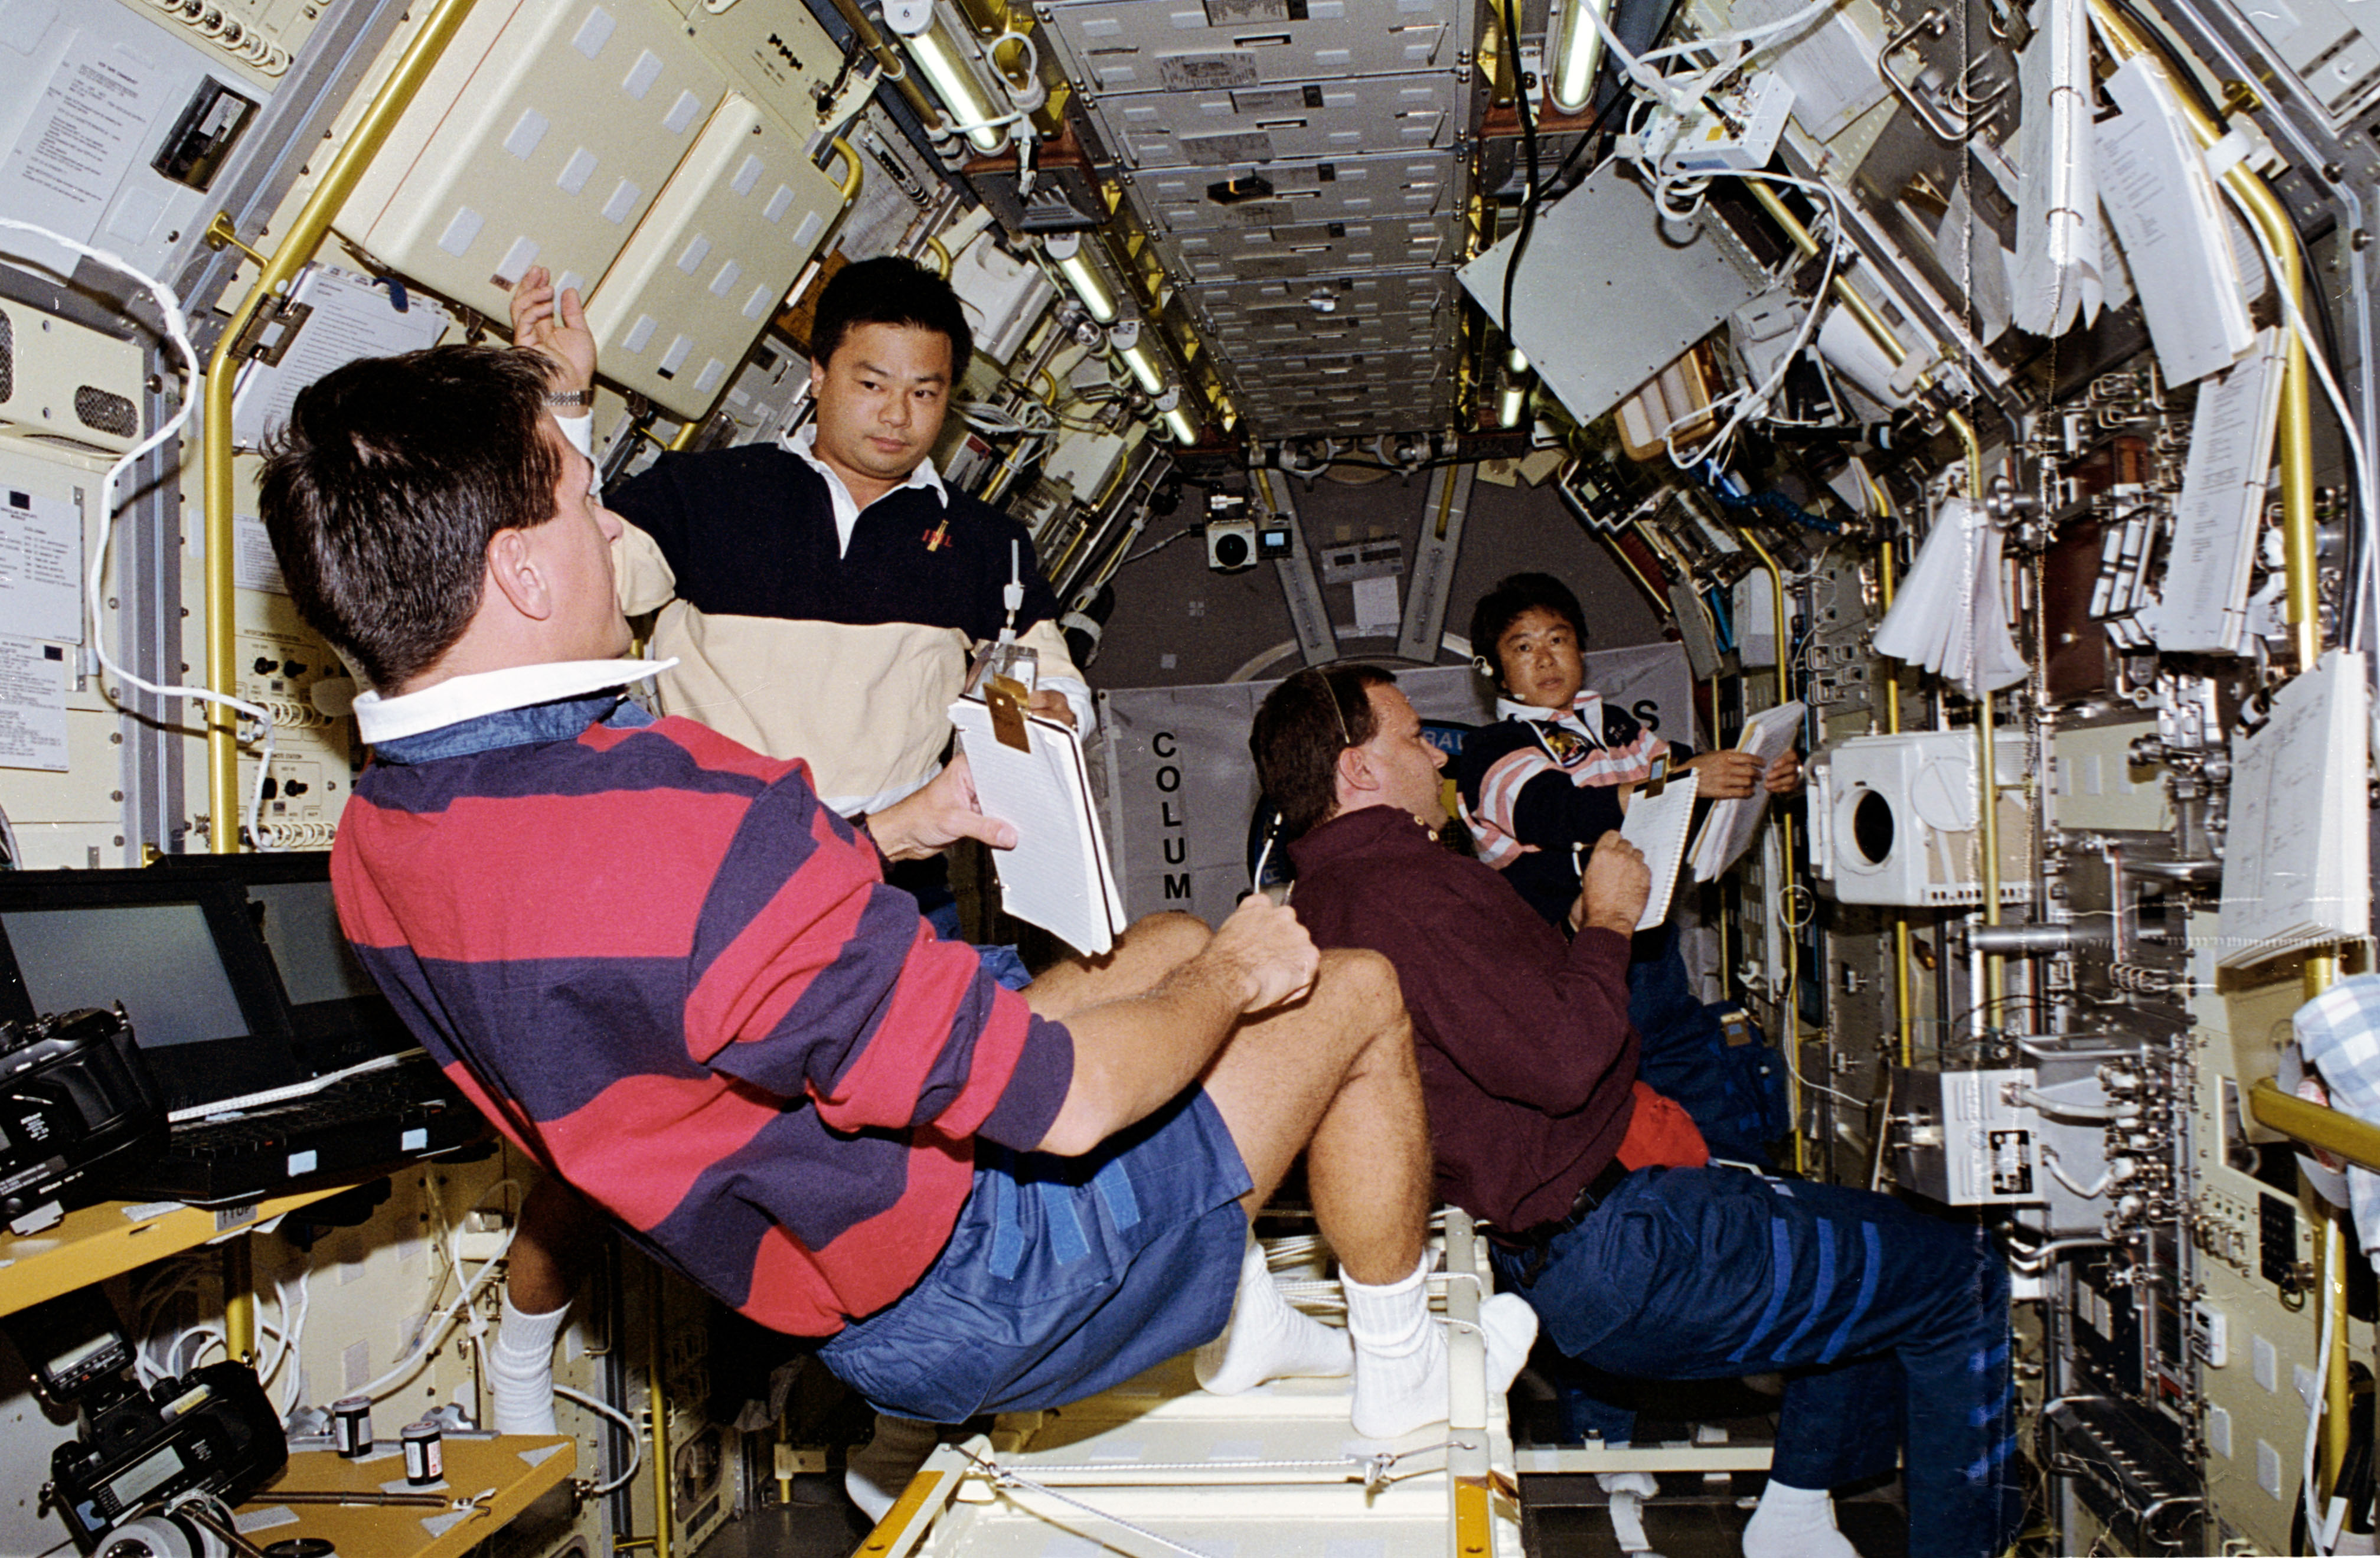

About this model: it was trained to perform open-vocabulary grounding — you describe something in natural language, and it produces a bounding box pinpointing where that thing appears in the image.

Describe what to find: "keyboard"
[113,1061,491,1207]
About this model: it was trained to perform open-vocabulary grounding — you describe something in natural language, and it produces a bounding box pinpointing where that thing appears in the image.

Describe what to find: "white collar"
[354,659,677,744]
[791,424,948,507]
[1497,688,1602,726]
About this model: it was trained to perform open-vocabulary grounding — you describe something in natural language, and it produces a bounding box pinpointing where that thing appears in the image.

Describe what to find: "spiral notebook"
[1620,768,1700,930]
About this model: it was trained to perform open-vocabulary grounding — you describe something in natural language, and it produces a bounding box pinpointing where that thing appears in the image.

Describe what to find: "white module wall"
[683,0,845,138]
[0,1,280,286]
[336,0,725,325]
[583,92,843,421]
[0,439,122,870]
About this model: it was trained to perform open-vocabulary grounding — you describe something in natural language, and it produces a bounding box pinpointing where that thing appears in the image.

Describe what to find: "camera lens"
[1213,532,1249,568]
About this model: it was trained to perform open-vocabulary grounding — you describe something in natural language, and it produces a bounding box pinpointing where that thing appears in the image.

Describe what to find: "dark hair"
[1250,665,1396,840]
[1468,571,1587,690]
[812,255,974,377]
[257,344,561,691]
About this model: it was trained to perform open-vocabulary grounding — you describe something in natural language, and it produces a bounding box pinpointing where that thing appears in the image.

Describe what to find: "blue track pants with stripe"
[1491,1166,2021,1558]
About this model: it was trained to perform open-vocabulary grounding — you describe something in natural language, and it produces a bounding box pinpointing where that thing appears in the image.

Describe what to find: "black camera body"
[0,1007,166,1229]
[46,1362,286,1552]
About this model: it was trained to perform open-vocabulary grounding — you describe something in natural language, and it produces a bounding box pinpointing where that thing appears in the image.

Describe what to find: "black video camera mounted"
[0,1006,166,1233]
[7,1289,286,1553]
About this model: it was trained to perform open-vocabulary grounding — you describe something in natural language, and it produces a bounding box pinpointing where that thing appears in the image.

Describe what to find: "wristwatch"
[543,388,596,409]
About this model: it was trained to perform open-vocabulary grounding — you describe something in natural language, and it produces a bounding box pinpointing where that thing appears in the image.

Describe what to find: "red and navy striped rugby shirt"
[334,697,1075,1336]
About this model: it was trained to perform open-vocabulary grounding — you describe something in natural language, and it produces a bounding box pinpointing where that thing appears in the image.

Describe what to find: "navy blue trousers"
[1494,1167,2021,1558]
[1627,923,1787,1168]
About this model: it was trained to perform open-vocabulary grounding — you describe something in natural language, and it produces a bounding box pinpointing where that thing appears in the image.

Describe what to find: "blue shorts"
[818,1089,1252,1420]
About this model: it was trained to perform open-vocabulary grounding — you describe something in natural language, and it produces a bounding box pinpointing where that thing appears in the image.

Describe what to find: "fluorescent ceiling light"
[1549,0,1613,115]
[905,15,1007,153]
[1112,321,1165,395]
[1043,233,1116,324]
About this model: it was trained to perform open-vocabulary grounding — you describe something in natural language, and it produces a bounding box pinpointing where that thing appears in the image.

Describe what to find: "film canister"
[331,1396,372,1458]
[400,1420,443,1485]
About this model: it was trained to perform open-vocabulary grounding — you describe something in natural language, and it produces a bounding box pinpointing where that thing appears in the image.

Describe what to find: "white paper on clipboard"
[1619,768,1699,930]
[949,697,1127,956]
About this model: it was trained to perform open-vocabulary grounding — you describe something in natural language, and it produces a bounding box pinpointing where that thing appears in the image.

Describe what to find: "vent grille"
[74,385,135,438]
[0,308,12,403]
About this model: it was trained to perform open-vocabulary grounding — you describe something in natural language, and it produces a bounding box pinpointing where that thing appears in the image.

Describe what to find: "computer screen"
[0,903,251,1049]
[246,880,378,1010]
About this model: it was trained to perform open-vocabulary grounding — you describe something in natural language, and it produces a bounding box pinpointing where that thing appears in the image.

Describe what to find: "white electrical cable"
[1659,168,1844,472]
[556,1385,646,1494]
[2005,1235,2113,1272]
[274,1271,312,1418]
[0,218,280,847]
[1638,0,1848,70]
[2214,171,2380,648]
[2038,1145,2111,1200]
[988,29,1040,104]
[354,1178,522,1402]
[2012,1086,2136,1122]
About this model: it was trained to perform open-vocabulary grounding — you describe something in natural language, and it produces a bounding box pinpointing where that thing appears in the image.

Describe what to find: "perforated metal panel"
[1225,331,1460,435]
[1127,149,1461,232]
[0,301,145,455]
[1227,341,1451,388]
[582,93,845,420]
[337,0,725,322]
[1194,269,1457,343]
[1040,0,1478,94]
[1235,375,1457,435]
[1170,214,1461,280]
[1043,0,1483,437]
[1085,70,1464,167]
[1457,162,1765,427]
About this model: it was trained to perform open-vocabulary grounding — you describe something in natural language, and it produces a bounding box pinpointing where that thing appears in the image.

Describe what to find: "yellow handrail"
[201,0,483,851]
[1734,525,1803,1172]
[828,136,864,203]
[2091,0,2337,1487]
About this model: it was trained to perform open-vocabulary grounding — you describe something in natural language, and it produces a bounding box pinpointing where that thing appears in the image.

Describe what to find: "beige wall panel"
[338,0,725,325]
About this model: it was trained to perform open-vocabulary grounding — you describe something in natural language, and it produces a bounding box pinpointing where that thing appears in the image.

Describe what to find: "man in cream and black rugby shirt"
[499,254,1096,1511]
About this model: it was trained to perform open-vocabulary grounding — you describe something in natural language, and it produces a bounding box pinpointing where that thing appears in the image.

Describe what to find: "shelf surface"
[238,1437,577,1558]
[0,1188,354,1318]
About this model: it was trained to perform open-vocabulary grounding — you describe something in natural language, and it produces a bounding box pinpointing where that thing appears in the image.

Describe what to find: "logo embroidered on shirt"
[1532,723,1595,768]
[922,518,951,552]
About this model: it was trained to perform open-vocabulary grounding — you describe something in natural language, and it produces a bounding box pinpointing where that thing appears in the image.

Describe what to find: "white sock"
[1196,1237,1353,1394]
[1341,1255,1536,1439]
[1597,1468,1659,1500]
[1743,1479,1860,1558]
[488,1289,569,1435]
[845,1414,942,1523]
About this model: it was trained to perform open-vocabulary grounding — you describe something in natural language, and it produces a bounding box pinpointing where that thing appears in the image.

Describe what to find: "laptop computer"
[0,858,487,1207]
